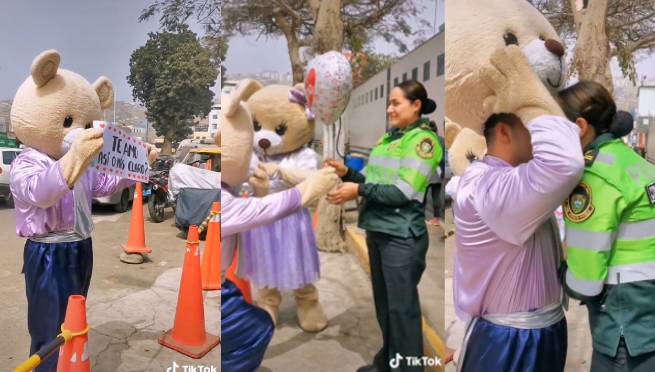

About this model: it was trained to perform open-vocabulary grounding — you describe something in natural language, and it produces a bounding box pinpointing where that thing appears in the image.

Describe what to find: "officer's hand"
[324,159,348,178]
[326,182,359,205]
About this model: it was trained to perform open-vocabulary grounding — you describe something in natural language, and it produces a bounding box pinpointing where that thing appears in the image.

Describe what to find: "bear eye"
[503,32,519,46]
[275,122,288,136]
[253,119,261,132]
[63,115,73,128]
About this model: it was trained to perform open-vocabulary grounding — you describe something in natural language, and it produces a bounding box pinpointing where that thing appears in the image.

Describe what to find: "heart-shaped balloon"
[304,51,353,125]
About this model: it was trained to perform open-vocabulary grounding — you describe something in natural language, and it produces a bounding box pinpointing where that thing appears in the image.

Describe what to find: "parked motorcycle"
[146,156,175,223]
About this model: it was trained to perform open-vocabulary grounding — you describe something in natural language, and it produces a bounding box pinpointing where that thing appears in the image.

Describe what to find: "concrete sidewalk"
[260,206,446,372]
[0,205,219,371]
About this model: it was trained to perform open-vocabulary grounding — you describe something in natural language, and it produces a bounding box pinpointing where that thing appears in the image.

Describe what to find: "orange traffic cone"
[57,295,90,372]
[201,202,220,291]
[159,226,219,358]
[121,182,152,254]
[225,249,252,303]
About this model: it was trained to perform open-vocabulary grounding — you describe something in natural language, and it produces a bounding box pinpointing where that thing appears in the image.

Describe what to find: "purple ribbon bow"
[288,88,315,121]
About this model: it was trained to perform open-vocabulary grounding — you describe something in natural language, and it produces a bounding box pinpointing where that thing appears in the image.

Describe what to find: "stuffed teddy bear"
[237,82,327,333]
[219,79,338,371]
[9,49,156,371]
[444,0,566,178]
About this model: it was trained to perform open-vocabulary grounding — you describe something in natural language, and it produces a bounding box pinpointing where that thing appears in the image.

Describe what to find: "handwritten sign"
[93,121,150,182]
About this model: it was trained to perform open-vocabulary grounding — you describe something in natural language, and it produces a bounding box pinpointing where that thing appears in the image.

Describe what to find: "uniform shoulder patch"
[564,182,595,223]
[646,182,655,205]
[415,137,435,159]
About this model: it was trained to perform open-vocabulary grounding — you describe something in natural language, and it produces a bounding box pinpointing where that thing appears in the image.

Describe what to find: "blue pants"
[23,238,93,372]
[461,318,567,372]
[221,279,274,372]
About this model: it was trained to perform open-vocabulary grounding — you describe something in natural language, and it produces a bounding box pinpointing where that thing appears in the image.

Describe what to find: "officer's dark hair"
[483,113,523,144]
[557,81,633,138]
[397,80,437,115]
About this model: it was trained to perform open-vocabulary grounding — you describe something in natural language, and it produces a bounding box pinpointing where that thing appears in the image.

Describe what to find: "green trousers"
[591,338,655,372]
[366,230,429,372]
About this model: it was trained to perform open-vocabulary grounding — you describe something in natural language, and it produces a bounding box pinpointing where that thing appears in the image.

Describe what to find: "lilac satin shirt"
[453,116,584,319]
[10,147,134,238]
[221,184,302,271]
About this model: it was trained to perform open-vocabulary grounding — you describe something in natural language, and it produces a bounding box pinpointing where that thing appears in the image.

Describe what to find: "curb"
[344,226,447,372]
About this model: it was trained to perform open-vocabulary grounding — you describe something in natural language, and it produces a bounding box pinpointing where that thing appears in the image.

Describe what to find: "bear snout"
[545,39,564,58]
[259,138,271,149]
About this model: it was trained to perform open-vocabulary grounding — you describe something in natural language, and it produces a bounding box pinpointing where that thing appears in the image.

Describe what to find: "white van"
[0,147,21,207]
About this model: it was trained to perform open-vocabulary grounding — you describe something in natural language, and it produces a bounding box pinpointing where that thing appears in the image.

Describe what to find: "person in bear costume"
[237,82,328,333]
[444,1,586,370]
[219,79,338,371]
[9,50,157,371]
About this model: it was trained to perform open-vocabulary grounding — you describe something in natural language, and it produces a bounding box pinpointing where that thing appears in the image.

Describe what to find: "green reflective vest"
[366,121,440,201]
[564,134,655,357]
[357,119,442,238]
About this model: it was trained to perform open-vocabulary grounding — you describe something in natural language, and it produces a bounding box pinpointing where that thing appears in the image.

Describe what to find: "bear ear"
[224,79,263,118]
[445,120,462,149]
[93,76,114,110]
[31,49,60,87]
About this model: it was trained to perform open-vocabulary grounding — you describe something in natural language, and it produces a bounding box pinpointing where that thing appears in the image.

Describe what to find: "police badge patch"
[564,183,595,223]
[416,138,434,159]
[646,182,655,205]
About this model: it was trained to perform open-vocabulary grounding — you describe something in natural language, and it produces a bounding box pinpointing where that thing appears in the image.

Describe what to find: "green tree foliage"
[139,0,226,81]
[128,27,218,154]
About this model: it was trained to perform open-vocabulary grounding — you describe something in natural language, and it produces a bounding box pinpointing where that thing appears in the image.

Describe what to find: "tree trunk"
[287,33,305,84]
[312,0,348,253]
[570,0,613,92]
[314,0,344,54]
[161,127,175,155]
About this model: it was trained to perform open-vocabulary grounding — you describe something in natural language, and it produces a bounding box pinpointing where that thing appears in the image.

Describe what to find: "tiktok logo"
[389,353,404,368]
[166,361,179,372]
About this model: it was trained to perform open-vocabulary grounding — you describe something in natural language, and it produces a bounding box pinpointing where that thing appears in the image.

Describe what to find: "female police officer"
[558,81,655,371]
[326,80,442,372]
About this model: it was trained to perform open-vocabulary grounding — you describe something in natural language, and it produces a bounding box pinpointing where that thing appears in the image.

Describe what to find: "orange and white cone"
[57,295,90,372]
[201,202,220,291]
[159,226,220,358]
[121,182,151,254]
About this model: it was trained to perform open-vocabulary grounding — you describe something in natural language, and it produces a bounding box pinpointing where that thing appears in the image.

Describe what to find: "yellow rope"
[60,324,90,343]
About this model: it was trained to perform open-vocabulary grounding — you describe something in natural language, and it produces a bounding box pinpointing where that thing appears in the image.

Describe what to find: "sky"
[0,0,215,102]
[225,0,444,75]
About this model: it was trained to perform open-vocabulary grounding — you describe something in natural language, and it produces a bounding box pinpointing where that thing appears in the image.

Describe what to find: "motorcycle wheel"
[148,193,167,223]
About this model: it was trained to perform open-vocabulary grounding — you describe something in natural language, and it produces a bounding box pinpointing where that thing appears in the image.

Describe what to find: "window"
[370,90,373,101]
[212,114,218,119]
[402,72,407,82]
[412,67,418,81]
[394,77,399,86]
[375,87,378,100]
[437,53,445,76]
[2,151,18,165]
[380,84,384,98]
[423,61,431,81]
